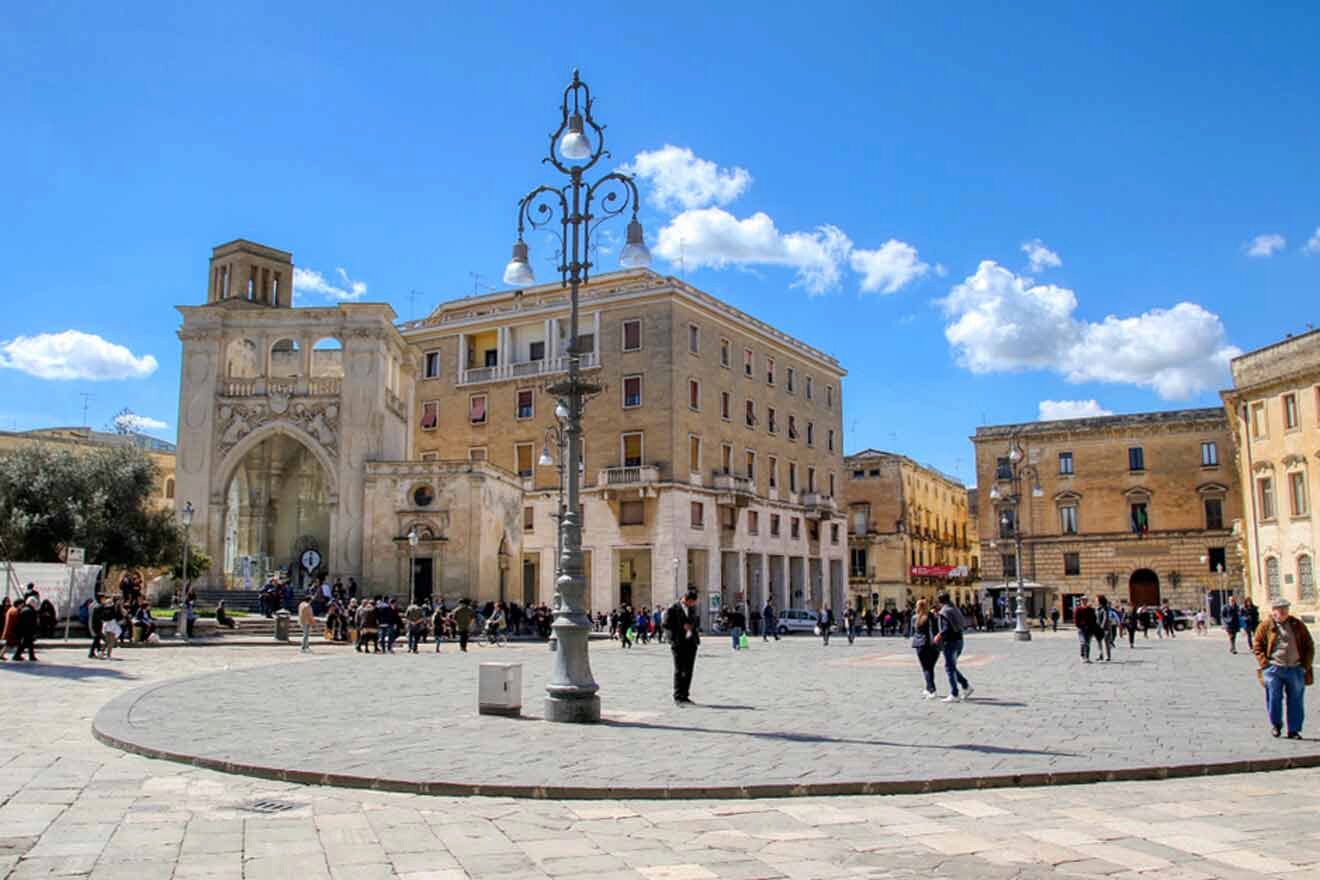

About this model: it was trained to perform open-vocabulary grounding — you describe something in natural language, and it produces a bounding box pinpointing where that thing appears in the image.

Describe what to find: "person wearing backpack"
[933,591,973,702]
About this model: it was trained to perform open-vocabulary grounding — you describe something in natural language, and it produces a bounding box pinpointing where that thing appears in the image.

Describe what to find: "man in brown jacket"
[1252,597,1315,739]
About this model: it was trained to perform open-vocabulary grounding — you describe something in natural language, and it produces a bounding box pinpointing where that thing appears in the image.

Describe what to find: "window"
[767,407,777,434]
[721,443,733,474]
[1204,497,1224,530]
[688,379,701,411]
[830,523,840,545]
[690,501,704,529]
[575,332,595,355]
[996,457,1012,480]
[1290,471,1309,516]
[1266,556,1281,599]
[420,452,439,462]
[827,429,835,452]
[787,367,796,393]
[807,466,817,493]
[999,508,1016,539]
[420,401,439,431]
[768,456,778,489]
[622,319,642,352]
[770,514,781,537]
[1300,555,1316,601]
[529,340,545,362]
[850,547,867,578]
[516,389,534,420]
[164,478,175,499]
[805,377,814,400]
[468,394,487,425]
[1259,476,1276,520]
[423,351,440,378]
[1130,502,1149,535]
[1059,452,1074,475]
[623,374,642,408]
[1201,442,1218,467]
[1064,552,1081,577]
[720,337,731,368]
[806,422,815,447]
[766,356,776,385]
[851,505,869,534]
[621,433,643,467]
[747,510,760,535]
[689,435,702,473]
[828,473,835,497]
[1208,547,1226,573]
[514,443,534,478]
[721,506,737,530]
[720,391,731,420]
[745,450,756,485]
[468,447,487,461]
[1251,402,1267,439]
[1284,393,1299,430]
[688,323,700,354]
[791,517,801,539]
[743,348,754,377]
[738,399,752,427]
[523,506,534,531]
[1060,505,1078,534]
[788,415,798,441]
[788,462,798,493]
[620,500,644,525]
[1128,447,1145,471]
[1002,553,1017,578]
[826,385,834,409]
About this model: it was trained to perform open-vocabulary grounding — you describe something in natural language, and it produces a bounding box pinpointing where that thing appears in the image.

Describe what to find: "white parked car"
[773,608,822,635]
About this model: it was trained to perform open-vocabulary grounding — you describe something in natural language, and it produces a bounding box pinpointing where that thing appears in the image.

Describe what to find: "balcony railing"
[597,464,660,488]
[802,492,837,519]
[459,352,599,386]
[220,377,341,398]
[713,472,755,507]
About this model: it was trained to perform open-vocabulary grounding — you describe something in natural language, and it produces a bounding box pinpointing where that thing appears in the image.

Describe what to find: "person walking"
[1074,597,1098,663]
[298,596,315,653]
[452,598,474,652]
[911,598,941,700]
[1224,596,1242,654]
[0,597,20,661]
[1124,603,1139,648]
[431,603,448,653]
[726,606,745,651]
[1095,596,1115,662]
[86,596,107,659]
[1050,606,1060,632]
[933,591,971,702]
[405,602,425,653]
[844,606,857,645]
[1243,598,1261,637]
[664,589,701,705]
[12,597,40,662]
[818,606,833,646]
[1252,597,1314,739]
[762,601,779,642]
[355,599,378,653]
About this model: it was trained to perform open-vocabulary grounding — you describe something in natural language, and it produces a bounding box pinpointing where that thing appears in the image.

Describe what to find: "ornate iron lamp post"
[503,69,651,723]
[407,527,418,604]
[180,501,194,596]
[988,437,1042,642]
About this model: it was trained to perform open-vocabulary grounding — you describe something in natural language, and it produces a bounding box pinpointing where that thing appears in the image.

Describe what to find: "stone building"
[174,240,523,601]
[401,268,849,619]
[1221,329,1320,624]
[844,450,976,610]
[0,427,177,510]
[972,408,1243,617]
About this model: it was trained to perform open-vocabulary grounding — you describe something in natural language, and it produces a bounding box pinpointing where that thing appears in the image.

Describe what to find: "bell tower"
[207,239,294,307]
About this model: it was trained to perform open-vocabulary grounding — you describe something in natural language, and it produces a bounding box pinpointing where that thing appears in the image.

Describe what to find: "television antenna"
[79,392,94,428]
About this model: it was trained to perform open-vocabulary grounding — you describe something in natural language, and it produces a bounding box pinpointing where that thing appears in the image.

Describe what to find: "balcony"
[801,492,837,520]
[458,352,599,386]
[220,376,341,398]
[597,465,660,495]
[713,472,755,507]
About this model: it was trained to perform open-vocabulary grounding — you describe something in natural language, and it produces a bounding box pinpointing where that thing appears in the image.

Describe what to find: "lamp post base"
[1014,628,1032,642]
[544,693,601,723]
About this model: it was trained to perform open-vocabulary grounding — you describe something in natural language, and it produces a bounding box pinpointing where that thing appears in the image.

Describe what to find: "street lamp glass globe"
[181,501,194,527]
[407,528,418,548]
[1009,447,1023,463]
[619,218,652,268]
[538,446,554,467]
[554,401,569,421]
[503,240,535,287]
[1032,484,1044,498]
[988,485,1000,500]
[559,113,592,160]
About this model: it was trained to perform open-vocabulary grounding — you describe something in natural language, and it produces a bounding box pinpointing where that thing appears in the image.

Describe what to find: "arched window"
[164,477,175,500]
[1300,555,1316,602]
[311,337,344,378]
[1266,557,1281,599]
[269,338,301,378]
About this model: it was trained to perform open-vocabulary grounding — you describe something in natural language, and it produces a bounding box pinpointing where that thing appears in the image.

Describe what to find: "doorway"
[1129,569,1160,607]
[522,558,537,607]
[413,557,433,604]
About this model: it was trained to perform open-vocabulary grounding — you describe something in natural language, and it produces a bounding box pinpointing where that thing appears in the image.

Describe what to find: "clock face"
[301,549,322,572]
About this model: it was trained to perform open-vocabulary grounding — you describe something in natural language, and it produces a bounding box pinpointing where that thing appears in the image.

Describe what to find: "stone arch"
[311,336,344,378]
[1129,568,1160,607]
[225,338,259,379]
[214,421,339,506]
[269,338,302,378]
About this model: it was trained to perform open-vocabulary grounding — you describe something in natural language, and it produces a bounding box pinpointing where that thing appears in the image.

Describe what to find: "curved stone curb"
[92,678,1320,801]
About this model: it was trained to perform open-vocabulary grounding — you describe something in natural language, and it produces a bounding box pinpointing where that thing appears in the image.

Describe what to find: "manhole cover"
[235,799,301,814]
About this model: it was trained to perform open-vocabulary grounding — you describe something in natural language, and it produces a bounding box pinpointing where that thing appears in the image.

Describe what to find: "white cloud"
[113,413,169,433]
[623,145,752,212]
[1038,399,1113,421]
[1305,227,1320,255]
[849,240,930,294]
[941,260,1240,399]
[653,207,853,295]
[0,331,158,381]
[1021,239,1062,273]
[293,266,367,302]
[1245,233,1287,258]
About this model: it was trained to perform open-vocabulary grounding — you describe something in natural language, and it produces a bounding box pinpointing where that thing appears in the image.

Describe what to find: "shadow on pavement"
[0,660,136,680]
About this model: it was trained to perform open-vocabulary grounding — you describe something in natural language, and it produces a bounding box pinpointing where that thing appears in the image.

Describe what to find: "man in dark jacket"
[933,592,972,701]
[1074,597,1098,663]
[88,597,107,659]
[1223,597,1242,654]
[14,597,39,662]
[664,590,701,705]
[762,601,779,642]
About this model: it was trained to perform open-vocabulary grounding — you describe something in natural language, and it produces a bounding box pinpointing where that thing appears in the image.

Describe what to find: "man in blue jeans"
[1253,597,1314,739]
[933,591,974,703]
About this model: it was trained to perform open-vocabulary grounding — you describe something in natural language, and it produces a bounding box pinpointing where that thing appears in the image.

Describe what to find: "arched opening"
[164,477,175,500]
[311,337,343,378]
[225,338,259,379]
[1129,569,1160,607]
[269,338,301,378]
[223,433,332,591]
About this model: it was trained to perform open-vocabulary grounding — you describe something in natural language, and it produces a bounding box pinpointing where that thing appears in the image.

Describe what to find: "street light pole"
[503,69,651,724]
[408,528,418,605]
[989,437,1040,642]
[180,501,194,596]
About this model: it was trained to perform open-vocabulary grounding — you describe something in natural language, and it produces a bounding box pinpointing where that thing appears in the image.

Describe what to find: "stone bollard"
[274,609,291,642]
[478,663,522,716]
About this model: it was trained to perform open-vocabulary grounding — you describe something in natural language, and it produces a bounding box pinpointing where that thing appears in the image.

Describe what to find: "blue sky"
[2,2,1318,485]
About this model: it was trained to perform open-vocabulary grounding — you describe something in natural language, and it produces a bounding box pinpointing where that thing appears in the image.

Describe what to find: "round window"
[412,485,434,507]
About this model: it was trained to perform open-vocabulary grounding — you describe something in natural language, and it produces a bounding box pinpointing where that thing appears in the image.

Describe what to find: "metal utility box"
[478,663,522,716]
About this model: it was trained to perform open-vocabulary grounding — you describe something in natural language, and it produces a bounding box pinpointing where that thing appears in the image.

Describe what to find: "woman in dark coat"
[912,598,941,698]
[38,599,57,638]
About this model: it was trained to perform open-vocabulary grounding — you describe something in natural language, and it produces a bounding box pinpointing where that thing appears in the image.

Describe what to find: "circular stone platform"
[93,631,1320,799]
